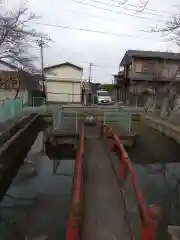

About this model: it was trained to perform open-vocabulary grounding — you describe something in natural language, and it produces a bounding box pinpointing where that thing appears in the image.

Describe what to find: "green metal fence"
[0,98,22,123]
[104,110,132,131]
[32,97,46,107]
[53,109,79,134]
[52,107,132,133]
[53,108,63,130]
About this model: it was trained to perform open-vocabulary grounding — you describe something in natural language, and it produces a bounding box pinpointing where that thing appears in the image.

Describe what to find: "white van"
[94,90,112,105]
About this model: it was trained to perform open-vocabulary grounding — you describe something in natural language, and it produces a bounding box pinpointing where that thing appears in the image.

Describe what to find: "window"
[142,60,155,73]
[97,91,109,96]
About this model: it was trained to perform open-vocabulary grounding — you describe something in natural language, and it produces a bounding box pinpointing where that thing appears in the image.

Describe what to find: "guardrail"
[66,124,85,240]
[101,122,159,240]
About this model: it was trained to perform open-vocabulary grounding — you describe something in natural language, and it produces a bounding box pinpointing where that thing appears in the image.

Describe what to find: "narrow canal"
[1,117,180,239]
[0,132,74,240]
[128,122,180,229]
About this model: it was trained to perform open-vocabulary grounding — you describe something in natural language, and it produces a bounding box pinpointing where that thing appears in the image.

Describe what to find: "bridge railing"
[104,110,132,131]
[66,124,85,240]
[53,107,132,132]
[101,123,159,240]
[53,110,79,133]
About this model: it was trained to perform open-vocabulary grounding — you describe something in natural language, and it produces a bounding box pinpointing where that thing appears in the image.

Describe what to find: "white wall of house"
[45,64,83,103]
[45,65,83,81]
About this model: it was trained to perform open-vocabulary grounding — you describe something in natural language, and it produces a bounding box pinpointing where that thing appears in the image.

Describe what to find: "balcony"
[130,71,180,82]
[114,72,125,87]
[129,72,154,81]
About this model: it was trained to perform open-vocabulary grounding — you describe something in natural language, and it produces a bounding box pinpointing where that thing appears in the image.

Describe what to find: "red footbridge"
[66,122,158,240]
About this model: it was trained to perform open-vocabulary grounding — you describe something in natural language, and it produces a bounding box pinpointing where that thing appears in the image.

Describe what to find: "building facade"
[44,62,83,103]
[116,50,180,106]
[0,60,41,105]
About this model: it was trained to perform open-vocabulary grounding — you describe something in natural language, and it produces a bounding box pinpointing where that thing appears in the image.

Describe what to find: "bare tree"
[115,0,149,12]
[151,16,180,48]
[0,4,50,72]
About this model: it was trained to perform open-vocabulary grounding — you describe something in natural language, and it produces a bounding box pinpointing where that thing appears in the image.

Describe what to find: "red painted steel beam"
[102,124,158,240]
[66,124,85,240]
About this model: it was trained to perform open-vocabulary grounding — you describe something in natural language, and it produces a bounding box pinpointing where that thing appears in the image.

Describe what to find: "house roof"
[44,62,83,71]
[120,50,180,66]
[0,60,17,70]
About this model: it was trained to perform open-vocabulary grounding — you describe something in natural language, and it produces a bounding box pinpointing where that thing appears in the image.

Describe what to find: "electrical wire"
[80,0,170,18]
[109,0,177,15]
[65,8,126,24]
[70,0,166,22]
[32,22,166,41]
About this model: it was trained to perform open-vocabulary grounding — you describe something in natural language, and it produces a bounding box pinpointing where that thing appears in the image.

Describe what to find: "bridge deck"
[82,125,131,240]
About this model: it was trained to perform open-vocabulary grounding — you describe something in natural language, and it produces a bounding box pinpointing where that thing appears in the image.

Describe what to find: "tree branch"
[0,5,51,72]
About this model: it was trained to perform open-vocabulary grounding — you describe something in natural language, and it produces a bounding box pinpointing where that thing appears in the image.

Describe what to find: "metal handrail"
[66,124,85,240]
[102,123,159,240]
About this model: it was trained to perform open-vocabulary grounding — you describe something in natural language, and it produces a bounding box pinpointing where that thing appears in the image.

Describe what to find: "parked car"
[94,90,112,105]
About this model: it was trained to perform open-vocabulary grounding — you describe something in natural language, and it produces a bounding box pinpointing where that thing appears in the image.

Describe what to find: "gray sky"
[13,0,180,82]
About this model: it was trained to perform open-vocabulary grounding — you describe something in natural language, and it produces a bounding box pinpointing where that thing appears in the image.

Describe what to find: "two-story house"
[44,62,83,103]
[117,50,180,105]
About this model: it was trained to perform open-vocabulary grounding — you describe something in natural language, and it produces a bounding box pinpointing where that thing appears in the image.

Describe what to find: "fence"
[104,110,132,131]
[53,106,132,133]
[53,109,79,134]
[101,123,159,240]
[0,98,23,123]
[32,97,46,107]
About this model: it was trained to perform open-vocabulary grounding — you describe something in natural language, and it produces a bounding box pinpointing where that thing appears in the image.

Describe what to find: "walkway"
[82,125,131,240]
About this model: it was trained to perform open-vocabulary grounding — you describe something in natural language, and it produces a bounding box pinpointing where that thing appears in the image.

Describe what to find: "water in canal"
[0,132,74,240]
[128,122,180,227]
[1,120,180,239]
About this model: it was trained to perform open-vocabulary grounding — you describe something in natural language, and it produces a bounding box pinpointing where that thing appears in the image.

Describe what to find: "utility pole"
[37,37,46,102]
[88,62,93,83]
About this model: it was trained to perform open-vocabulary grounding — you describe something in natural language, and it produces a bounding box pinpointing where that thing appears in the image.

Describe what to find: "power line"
[82,0,170,18]
[109,0,176,15]
[70,0,166,22]
[65,8,124,24]
[58,7,165,27]
[32,21,164,40]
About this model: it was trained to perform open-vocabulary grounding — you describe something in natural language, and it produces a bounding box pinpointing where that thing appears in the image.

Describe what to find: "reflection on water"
[0,132,74,240]
[129,122,180,227]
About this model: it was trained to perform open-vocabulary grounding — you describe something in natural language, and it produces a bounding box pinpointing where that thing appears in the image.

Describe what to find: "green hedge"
[102,84,116,91]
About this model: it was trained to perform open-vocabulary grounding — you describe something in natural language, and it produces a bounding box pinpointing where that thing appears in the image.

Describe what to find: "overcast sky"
[11,0,180,83]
